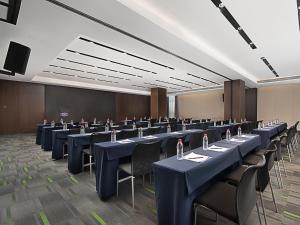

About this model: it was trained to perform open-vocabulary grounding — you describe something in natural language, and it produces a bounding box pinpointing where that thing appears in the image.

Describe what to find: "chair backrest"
[122,129,138,139]
[131,140,162,176]
[230,125,239,136]
[236,155,266,225]
[148,126,161,135]
[256,151,273,192]
[164,136,184,158]
[90,132,111,144]
[205,129,221,144]
[189,132,203,150]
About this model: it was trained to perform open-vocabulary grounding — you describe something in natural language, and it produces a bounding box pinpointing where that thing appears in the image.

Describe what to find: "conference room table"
[208,123,240,135]
[153,134,261,225]
[252,122,287,148]
[36,124,50,145]
[40,126,63,150]
[93,129,204,200]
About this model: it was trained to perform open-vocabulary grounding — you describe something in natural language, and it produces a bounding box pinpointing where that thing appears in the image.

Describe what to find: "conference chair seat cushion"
[119,163,131,175]
[196,182,237,221]
[243,154,264,165]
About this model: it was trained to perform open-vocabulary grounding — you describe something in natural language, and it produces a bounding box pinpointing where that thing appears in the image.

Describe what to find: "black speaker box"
[4,41,31,75]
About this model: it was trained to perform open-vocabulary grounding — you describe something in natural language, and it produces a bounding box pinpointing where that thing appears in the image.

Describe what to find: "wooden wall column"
[224,80,245,121]
[151,88,167,119]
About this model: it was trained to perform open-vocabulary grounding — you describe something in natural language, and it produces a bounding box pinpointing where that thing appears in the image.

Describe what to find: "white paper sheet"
[183,152,210,162]
[230,138,246,143]
[142,135,158,139]
[208,145,229,152]
[117,139,134,144]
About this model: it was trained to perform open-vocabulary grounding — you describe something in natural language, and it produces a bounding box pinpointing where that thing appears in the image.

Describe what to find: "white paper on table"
[230,138,246,143]
[142,135,158,139]
[208,145,229,152]
[241,135,252,138]
[183,152,210,163]
[117,139,134,144]
[172,132,183,135]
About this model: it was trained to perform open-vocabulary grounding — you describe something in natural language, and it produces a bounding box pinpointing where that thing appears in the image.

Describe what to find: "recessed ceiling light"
[219,3,224,8]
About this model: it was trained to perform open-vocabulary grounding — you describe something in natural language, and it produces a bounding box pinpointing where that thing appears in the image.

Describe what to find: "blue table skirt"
[94,129,204,200]
[41,126,63,150]
[208,123,239,136]
[36,124,50,145]
[52,130,72,160]
[153,134,261,225]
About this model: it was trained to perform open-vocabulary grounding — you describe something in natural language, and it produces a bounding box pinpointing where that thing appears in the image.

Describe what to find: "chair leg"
[259,192,268,225]
[273,165,281,188]
[142,175,145,187]
[281,159,288,177]
[256,202,262,225]
[131,176,135,208]
[82,153,84,171]
[269,182,278,213]
[116,170,119,197]
[276,162,284,188]
[89,155,92,176]
[194,204,198,225]
[286,146,292,162]
[149,173,152,184]
[63,145,65,159]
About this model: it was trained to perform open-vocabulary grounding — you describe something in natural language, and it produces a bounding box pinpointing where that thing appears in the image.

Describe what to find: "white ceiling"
[0,0,300,95]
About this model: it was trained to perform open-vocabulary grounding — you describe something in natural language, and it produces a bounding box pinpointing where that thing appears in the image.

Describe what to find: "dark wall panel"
[0,80,45,134]
[45,85,116,122]
[245,88,257,121]
[115,93,150,121]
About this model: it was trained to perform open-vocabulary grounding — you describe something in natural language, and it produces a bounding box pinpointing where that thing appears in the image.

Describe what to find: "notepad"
[183,152,210,163]
[117,139,134,144]
[208,145,229,152]
[230,138,246,143]
[142,135,157,139]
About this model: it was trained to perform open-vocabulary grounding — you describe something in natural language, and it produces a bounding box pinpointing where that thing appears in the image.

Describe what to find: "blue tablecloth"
[52,129,72,160]
[176,123,203,131]
[41,126,63,150]
[252,123,287,148]
[94,129,204,199]
[208,123,239,136]
[154,122,169,127]
[153,134,261,225]
[36,124,50,145]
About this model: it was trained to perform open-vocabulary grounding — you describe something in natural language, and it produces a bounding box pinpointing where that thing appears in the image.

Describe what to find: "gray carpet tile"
[0,133,300,225]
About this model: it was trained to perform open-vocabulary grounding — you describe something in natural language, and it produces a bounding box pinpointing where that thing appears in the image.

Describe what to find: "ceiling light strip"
[297,0,300,31]
[260,57,279,77]
[45,0,231,80]
[186,73,220,85]
[169,76,205,87]
[211,0,257,49]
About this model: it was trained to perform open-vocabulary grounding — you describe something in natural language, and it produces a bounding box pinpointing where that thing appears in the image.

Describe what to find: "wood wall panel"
[245,88,257,122]
[0,80,45,134]
[151,88,167,118]
[115,93,150,121]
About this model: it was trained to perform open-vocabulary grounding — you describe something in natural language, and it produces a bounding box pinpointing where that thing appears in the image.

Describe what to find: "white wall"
[177,89,224,120]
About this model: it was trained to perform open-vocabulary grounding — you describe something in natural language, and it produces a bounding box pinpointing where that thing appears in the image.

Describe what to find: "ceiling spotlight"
[237,27,242,31]
[219,3,225,8]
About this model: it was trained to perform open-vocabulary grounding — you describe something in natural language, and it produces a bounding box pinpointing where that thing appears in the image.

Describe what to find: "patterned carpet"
[0,134,300,225]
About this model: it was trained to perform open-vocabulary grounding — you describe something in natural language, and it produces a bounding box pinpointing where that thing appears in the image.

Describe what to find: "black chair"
[230,125,239,136]
[226,149,278,225]
[117,140,162,208]
[280,128,293,162]
[122,129,138,139]
[82,133,111,174]
[204,129,221,144]
[62,128,80,159]
[163,136,185,158]
[189,132,203,150]
[194,155,266,225]
[148,126,160,135]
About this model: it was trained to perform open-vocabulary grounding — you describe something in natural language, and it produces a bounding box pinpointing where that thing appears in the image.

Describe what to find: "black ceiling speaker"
[0,0,22,25]
[2,41,31,75]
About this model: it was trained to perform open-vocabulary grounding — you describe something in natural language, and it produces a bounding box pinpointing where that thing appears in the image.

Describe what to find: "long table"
[252,122,287,148]
[208,123,240,136]
[36,124,50,145]
[41,126,63,150]
[153,134,261,225]
[94,129,204,200]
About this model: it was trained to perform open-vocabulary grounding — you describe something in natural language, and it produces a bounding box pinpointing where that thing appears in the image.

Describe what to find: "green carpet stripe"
[91,211,107,225]
[39,211,51,225]
[22,179,27,186]
[70,176,79,184]
[6,207,11,219]
[144,187,155,195]
[23,166,29,173]
[284,211,300,220]
[47,177,53,183]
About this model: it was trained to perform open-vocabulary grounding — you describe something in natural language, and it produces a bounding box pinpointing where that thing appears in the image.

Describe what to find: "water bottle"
[229,118,232,124]
[93,118,97,124]
[63,123,67,130]
[140,117,142,122]
[226,129,231,141]
[110,120,113,127]
[51,120,55,128]
[234,118,237,123]
[105,123,109,132]
[132,122,136,130]
[148,121,151,128]
[203,134,208,150]
[190,119,193,124]
[176,139,184,160]
[133,116,136,121]
[138,127,143,138]
[238,126,242,137]
[124,120,127,126]
[258,122,261,129]
[43,119,47,125]
[111,129,116,142]
[167,124,171,133]
[125,116,128,121]
[80,125,85,134]
[182,120,184,125]
[60,118,64,125]
[262,123,265,128]
[81,118,84,124]
[214,121,216,126]
[84,122,88,128]
[182,123,186,131]
[106,118,110,124]
[159,117,161,123]
[70,120,74,126]
[221,121,223,126]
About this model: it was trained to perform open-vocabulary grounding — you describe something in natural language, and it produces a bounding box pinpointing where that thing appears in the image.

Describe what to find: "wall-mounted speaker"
[3,41,31,75]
